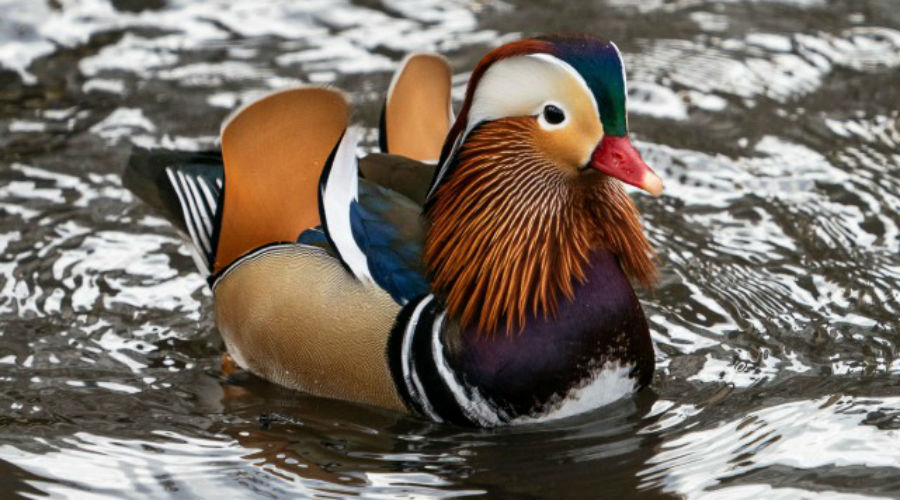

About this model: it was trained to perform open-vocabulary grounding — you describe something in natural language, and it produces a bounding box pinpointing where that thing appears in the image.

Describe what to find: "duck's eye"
[542,104,565,125]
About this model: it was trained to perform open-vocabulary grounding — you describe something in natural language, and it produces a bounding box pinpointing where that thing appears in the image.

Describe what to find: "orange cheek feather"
[531,115,603,173]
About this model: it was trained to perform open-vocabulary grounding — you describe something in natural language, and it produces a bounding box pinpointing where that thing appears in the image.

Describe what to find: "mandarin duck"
[125,35,664,427]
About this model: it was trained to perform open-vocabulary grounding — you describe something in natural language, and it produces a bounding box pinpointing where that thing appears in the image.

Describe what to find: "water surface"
[1,0,898,498]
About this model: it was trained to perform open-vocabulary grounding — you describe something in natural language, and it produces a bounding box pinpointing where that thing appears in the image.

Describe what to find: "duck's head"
[424,35,660,336]
[426,35,662,201]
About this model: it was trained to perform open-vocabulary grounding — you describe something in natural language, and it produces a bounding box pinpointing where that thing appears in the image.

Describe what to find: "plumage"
[124,149,224,274]
[539,35,630,136]
[380,53,454,163]
[424,40,657,335]
[125,35,664,427]
[217,87,348,272]
[358,153,435,205]
[213,243,405,411]
[351,180,429,303]
[425,117,596,335]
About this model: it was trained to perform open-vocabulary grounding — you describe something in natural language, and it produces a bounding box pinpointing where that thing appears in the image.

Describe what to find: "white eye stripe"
[465,54,598,136]
[427,52,602,200]
[528,53,599,117]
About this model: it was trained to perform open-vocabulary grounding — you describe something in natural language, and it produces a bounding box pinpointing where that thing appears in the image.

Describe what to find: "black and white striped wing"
[165,163,223,273]
[124,148,225,276]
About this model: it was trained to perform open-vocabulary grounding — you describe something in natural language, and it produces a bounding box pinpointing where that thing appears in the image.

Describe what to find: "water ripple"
[1,0,898,498]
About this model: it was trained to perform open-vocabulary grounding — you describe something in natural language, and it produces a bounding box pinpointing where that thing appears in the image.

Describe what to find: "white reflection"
[642,396,900,499]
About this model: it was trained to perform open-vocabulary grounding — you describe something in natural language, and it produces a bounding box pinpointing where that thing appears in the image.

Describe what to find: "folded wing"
[126,84,432,302]
[320,129,429,304]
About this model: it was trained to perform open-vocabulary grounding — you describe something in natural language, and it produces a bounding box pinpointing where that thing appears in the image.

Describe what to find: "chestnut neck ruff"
[424,118,657,336]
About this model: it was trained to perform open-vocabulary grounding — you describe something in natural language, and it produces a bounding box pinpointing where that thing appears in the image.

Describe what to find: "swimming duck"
[125,35,663,427]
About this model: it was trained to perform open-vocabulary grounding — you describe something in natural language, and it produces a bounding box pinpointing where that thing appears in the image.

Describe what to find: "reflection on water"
[1,0,898,498]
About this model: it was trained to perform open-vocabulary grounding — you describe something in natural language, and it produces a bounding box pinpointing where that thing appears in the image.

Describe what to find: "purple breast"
[450,249,654,416]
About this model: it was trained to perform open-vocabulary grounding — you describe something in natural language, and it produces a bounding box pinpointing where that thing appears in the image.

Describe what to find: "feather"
[358,153,436,206]
[320,129,429,303]
[124,148,224,275]
[350,180,429,303]
[425,118,656,336]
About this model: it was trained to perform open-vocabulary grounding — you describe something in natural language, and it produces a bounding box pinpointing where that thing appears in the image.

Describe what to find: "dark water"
[1,0,899,498]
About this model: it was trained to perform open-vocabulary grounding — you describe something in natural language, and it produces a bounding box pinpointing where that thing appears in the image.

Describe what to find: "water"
[1,0,898,498]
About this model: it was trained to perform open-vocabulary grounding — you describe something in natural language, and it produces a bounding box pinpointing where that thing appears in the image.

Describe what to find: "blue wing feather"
[297,226,328,246]
[350,180,429,304]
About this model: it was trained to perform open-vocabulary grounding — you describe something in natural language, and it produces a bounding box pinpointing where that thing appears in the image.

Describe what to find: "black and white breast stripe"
[387,294,507,427]
[165,166,222,274]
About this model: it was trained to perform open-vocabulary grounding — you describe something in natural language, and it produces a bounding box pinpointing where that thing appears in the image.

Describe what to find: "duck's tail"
[124,148,224,275]
[125,87,350,276]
